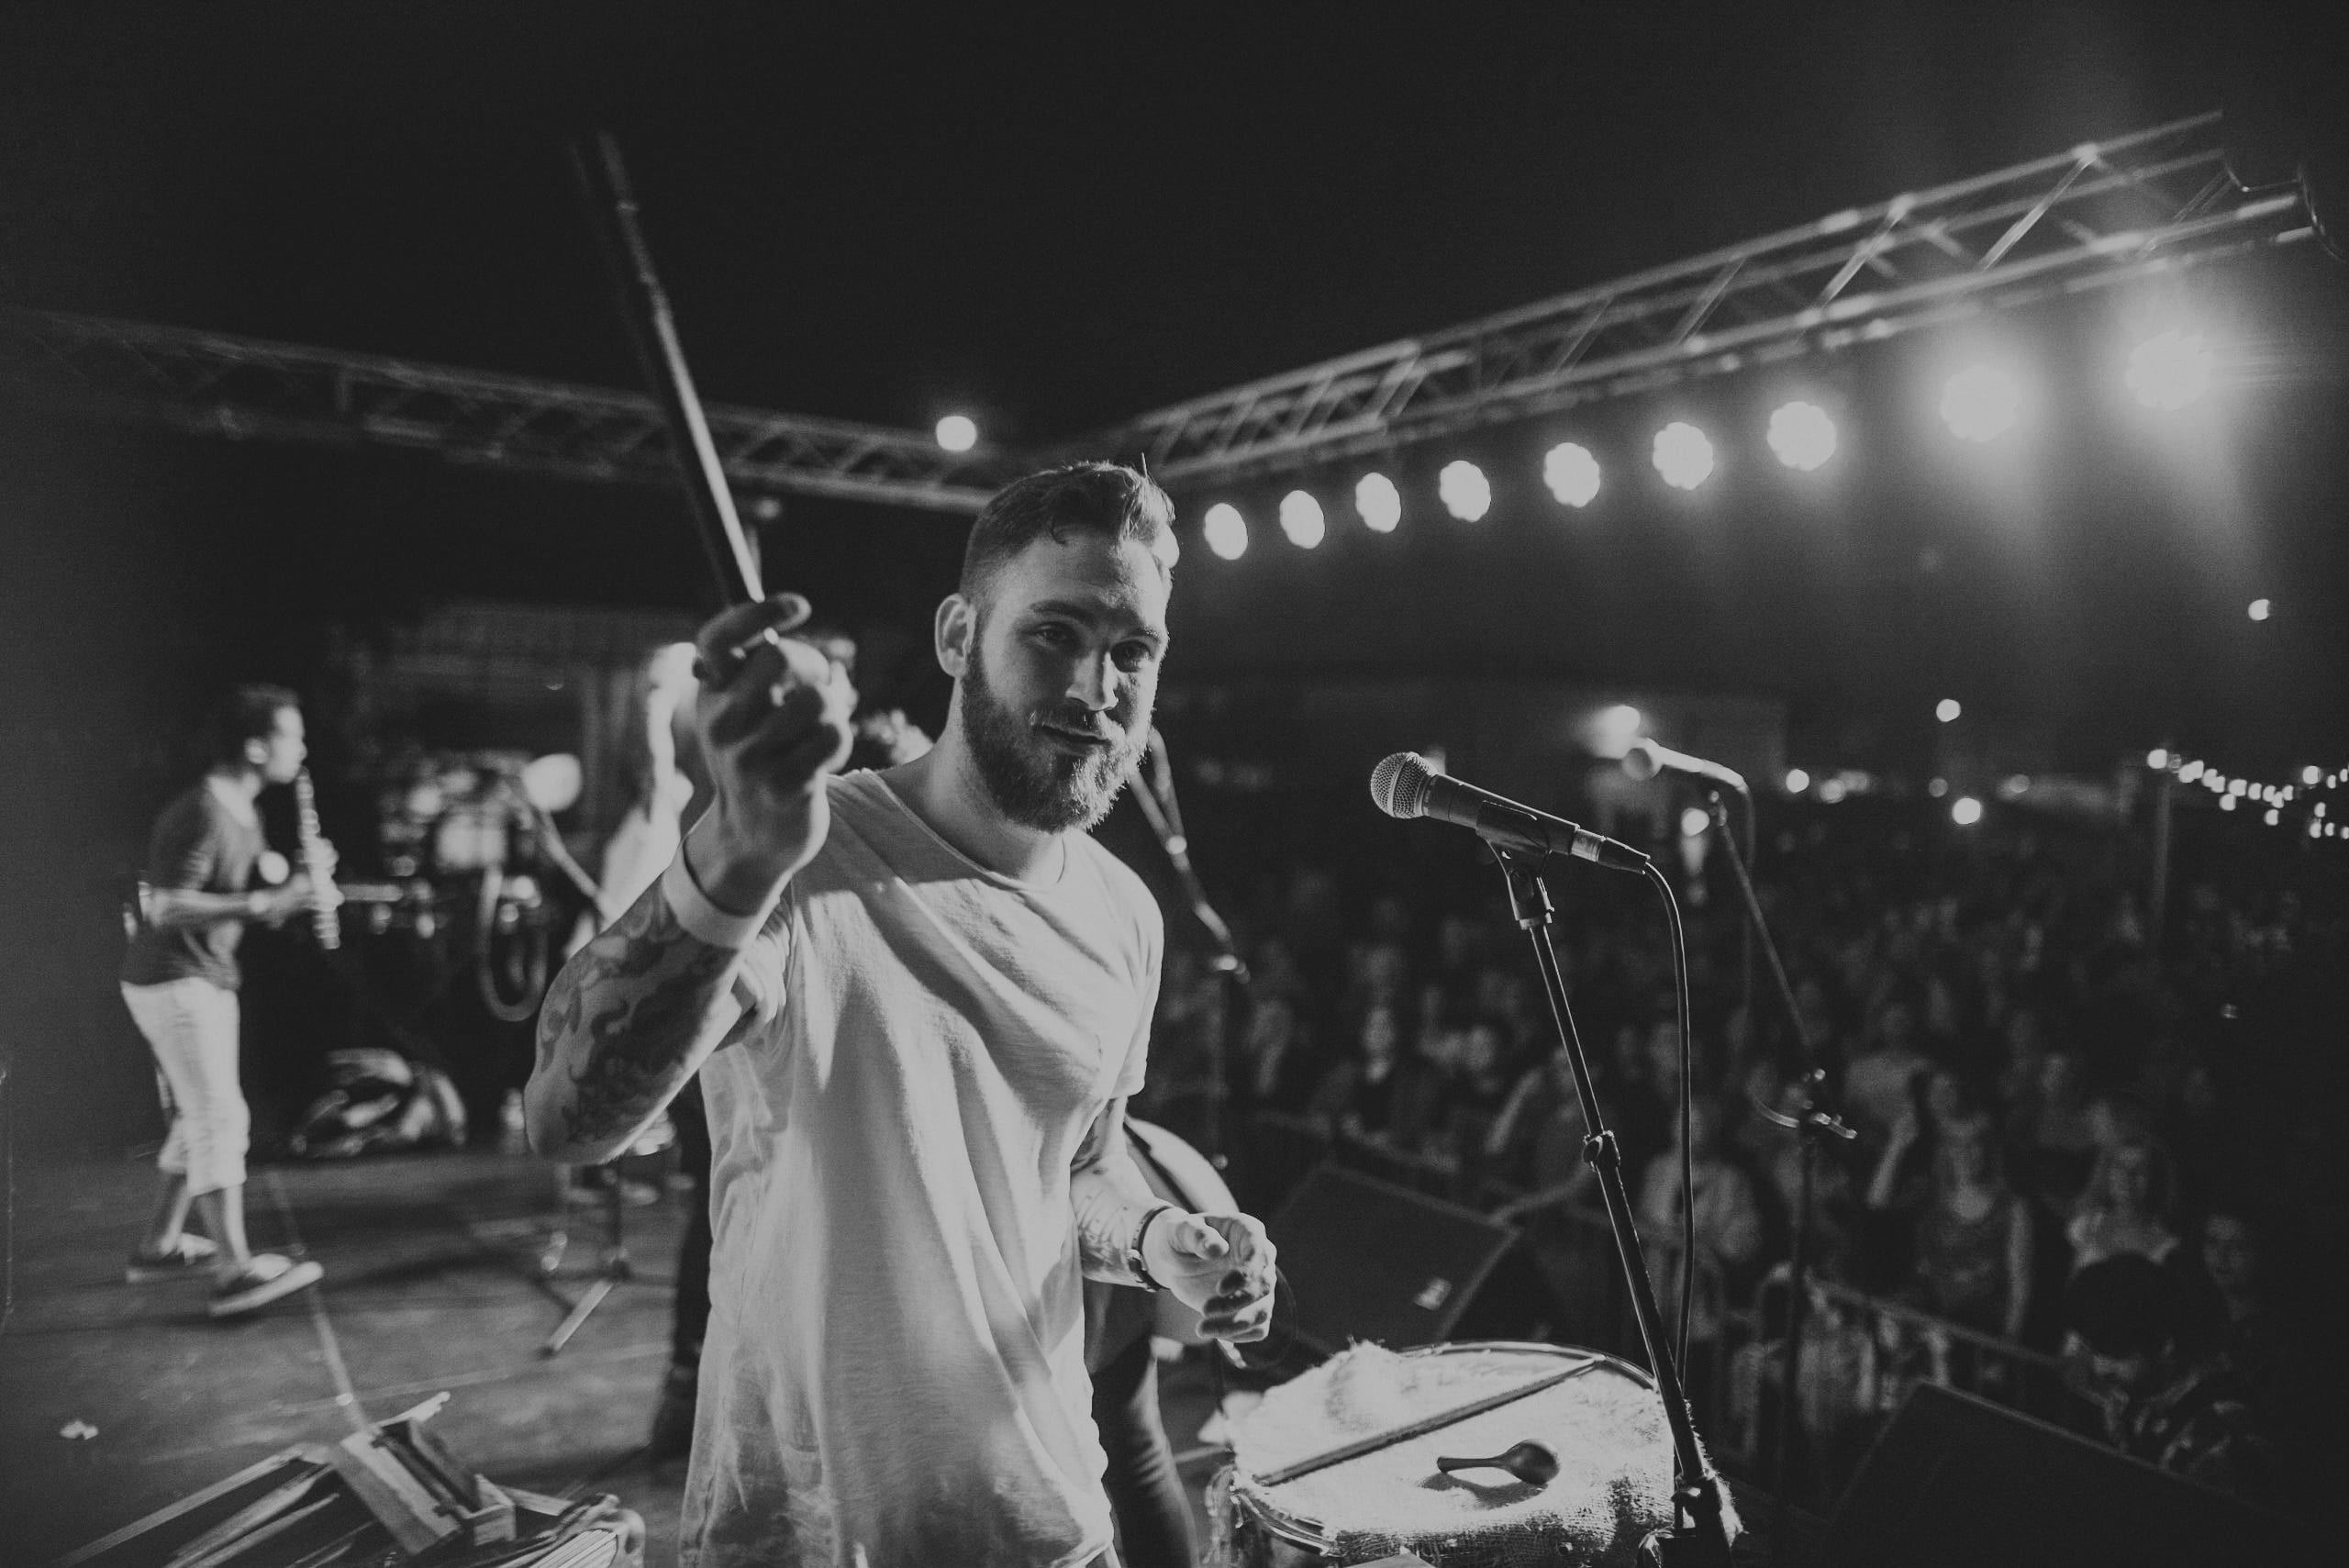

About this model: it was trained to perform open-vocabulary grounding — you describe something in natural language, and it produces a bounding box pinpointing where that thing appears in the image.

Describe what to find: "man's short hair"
[958,462,1174,605]
[208,684,300,765]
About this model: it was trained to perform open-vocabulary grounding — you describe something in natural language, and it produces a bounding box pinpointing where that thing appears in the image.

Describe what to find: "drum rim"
[1230,1340,1658,1554]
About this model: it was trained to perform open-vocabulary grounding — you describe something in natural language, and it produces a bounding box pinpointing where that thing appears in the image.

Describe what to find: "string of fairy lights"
[2148,748,2349,841]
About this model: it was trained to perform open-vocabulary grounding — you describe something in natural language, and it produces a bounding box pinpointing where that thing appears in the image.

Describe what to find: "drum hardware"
[1256,1358,1599,1487]
[537,1111,678,1357]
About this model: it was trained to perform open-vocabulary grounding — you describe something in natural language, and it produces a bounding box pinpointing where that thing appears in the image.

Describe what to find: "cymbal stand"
[1487,849,1731,1568]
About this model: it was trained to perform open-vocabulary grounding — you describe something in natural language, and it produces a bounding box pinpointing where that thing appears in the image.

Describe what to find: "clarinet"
[293,767,340,951]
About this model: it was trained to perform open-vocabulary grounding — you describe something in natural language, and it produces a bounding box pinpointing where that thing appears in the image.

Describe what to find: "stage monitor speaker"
[1823,1383,2293,1568]
[1265,1164,1520,1354]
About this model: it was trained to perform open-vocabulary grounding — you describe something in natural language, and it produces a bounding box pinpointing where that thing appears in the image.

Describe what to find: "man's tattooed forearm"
[537,884,736,1148]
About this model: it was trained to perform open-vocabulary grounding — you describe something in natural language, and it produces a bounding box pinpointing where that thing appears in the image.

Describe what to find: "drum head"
[1227,1340,1731,1567]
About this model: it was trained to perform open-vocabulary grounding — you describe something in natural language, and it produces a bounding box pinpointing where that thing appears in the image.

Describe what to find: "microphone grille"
[1369,752,1432,818]
[1622,740,1663,783]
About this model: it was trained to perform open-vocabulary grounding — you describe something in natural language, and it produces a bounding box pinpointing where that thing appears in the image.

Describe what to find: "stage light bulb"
[1543,442,1601,507]
[1928,778,1949,798]
[1355,473,1402,533]
[1935,698,1962,723]
[2220,795,2238,812]
[934,414,978,452]
[2302,765,2322,786]
[1203,503,1248,561]
[1785,768,1810,794]
[1818,778,1849,804]
[2264,808,2280,826]
[2147,749,2170,770]
[2127,330,2213,410]
[2248,598,2271,622]
[1278,490,1326,549]
[1941,364,2020,442]
[1652,422,1715,490]
[1439,461,1492,521]
[1766,401,1837,471]
[1679,806,1711,839]
[1952,796,1984,826]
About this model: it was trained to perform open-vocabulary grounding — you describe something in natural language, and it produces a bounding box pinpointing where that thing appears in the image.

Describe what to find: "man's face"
[953,529,1169,834]
[250,707,306,784]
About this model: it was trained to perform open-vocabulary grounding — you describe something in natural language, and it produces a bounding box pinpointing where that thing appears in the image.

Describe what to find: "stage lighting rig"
[1203,502,1249,560]
[1354,472,1402,532]
[1278,489,1327,548]
[1652,421,1715,490]
[1438,460,1492,520]
[1542,441,1602,506]
[1766,401,1837,471]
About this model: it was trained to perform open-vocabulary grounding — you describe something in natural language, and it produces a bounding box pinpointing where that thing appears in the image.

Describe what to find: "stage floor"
[0,1145,1228,1567]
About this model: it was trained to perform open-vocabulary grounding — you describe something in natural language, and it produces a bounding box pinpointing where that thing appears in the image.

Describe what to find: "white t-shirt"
[683,770,1161,1568]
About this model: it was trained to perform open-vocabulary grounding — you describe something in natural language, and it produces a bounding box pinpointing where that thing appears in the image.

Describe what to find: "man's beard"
[959,640,1145,834]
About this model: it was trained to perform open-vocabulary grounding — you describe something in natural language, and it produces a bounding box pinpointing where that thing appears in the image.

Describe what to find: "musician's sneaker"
[207,1254,324,1318]
[125,1233,219,1283]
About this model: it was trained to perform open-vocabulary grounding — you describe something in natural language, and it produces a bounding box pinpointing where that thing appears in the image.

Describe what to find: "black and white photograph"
[1,5,2342,1565]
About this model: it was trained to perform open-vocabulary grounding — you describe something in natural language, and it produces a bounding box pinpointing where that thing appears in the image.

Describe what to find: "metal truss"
[1093,112,2315,486]
[0,310,1016,513]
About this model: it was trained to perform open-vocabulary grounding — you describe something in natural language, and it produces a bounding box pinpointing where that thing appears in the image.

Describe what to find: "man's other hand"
[1145,1211,1278,1342]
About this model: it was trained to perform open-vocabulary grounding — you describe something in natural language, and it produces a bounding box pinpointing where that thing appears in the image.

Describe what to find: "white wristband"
[659,849,782,951]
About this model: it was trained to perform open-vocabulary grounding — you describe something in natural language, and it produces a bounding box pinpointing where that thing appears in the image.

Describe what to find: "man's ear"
[936,594,974,679]
[244,736,271,770]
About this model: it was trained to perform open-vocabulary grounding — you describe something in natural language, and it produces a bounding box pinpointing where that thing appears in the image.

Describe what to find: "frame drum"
[1212,1340,1720,1567]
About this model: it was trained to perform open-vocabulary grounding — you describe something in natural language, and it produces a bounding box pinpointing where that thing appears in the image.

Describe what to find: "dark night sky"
[2,0,2343,775]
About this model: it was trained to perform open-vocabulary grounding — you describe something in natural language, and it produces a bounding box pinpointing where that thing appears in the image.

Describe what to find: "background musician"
[118,684,337,1318]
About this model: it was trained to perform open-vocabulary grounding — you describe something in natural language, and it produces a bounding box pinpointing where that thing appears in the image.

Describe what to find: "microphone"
[1370,752,1650,873]
[1623,739,1748,795]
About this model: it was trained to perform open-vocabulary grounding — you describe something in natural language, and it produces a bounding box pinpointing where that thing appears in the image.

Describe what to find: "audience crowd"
[1131,792,2343,1511]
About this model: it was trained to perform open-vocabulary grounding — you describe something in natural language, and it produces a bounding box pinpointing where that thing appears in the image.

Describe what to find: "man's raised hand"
[686,594,855,914]
[1144,1211,1280,1343]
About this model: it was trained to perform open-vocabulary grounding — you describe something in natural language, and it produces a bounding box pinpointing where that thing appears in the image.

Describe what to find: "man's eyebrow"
[1023,598,1167,643]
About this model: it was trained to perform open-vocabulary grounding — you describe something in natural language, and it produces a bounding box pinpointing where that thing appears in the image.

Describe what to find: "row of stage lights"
[1168,329,2221,561]
[2147,748,2347,840]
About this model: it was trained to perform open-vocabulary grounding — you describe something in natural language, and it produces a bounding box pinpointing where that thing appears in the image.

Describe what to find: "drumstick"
[1253,1357,1601,1487]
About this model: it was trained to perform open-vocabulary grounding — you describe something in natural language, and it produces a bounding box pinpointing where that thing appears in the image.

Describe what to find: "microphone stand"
[1487,848,1731,1568]
[1130,729,1249,1162]
[1703,794,1853,1564]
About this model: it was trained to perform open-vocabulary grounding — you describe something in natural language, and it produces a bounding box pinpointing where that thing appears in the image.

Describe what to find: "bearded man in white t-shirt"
[528,462,1277,1568]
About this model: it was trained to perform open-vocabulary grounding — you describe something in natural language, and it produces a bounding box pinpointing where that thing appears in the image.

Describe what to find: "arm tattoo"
[1070,1104,1159,1284]
[535,880,739,1151]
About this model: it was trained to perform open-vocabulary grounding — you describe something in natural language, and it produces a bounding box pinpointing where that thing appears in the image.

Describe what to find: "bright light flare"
[1785,768,1810,794]
[2302,765,2322,786]
[1766,401,1838,471]
[1935,698,1962,724]
[2248,598,2271,622]
[934,414,978,452]
[1652,422,1715,490]
[2146,749,2170,770]
[1678,806,1712,839]
[2127,330,2214,410]
[1202,503,1248,561]
[1543,442,1601,507]
[1585,703,1644,760]
[1952,796,1984,827]
[1278,490,1326,549]
[1941,364,2020,442]
[1355,473,1401,533]
[1438,461,1492,521]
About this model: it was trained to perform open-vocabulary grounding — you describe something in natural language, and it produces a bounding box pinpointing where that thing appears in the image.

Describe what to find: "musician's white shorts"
[121,978,249,1196]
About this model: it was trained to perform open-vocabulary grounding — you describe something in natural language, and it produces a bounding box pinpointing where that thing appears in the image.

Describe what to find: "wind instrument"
[293,767,340,950]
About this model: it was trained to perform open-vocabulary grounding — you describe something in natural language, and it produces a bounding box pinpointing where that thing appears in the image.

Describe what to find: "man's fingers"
[694,594,814,684]
[1172,1217,1230,1260]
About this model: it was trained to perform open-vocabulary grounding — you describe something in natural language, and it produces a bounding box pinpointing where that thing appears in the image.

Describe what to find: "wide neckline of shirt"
[858,770,1074,895]
[206,773,260,828]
